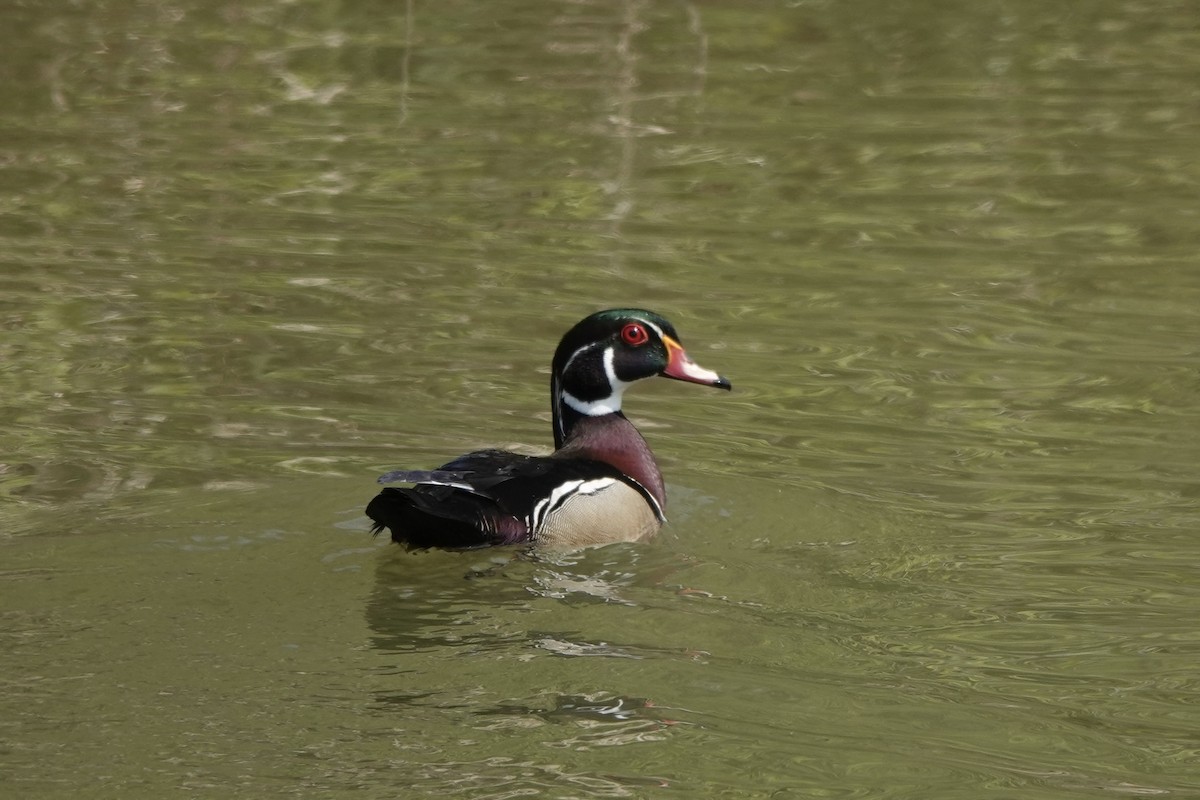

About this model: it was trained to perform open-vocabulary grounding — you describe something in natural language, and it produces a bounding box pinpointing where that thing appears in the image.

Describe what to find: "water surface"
[3,1,1199,797]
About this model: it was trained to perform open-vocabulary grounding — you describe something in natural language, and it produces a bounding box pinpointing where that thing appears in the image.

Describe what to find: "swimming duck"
[366,308,730,549]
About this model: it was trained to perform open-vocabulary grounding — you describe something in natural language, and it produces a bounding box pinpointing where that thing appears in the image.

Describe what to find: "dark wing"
[377,449,540,488]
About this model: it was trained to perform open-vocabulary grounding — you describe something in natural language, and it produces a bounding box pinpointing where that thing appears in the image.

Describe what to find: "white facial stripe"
[603,345,617,385]
[559,346,629,417]
[602,346,633,393]
[640,319,665,340]
[561,340,601,377]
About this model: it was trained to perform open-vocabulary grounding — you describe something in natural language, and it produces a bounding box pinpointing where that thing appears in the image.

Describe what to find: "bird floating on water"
[366,308,730,550]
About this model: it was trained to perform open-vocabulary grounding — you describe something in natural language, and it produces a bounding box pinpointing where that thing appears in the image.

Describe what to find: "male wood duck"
[366,308,730,550]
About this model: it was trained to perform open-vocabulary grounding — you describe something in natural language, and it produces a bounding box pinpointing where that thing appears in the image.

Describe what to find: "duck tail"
[365,486,527,550]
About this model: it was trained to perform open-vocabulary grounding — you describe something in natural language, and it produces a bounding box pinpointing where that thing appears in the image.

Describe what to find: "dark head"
[551,309,731,447]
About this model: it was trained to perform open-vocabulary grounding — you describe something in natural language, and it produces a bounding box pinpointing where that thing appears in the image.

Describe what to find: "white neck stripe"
[561,389,622,416]
[558,345,631,417]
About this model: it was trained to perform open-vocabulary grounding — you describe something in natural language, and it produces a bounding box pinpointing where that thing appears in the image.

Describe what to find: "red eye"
[621,322,650,346]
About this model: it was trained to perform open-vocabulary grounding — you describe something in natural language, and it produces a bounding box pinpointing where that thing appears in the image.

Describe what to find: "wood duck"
[366,308,731,550]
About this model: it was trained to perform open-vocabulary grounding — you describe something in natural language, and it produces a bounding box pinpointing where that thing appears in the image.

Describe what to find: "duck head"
[551,308,731,448]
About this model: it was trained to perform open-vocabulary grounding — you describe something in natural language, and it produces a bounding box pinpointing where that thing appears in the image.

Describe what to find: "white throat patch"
[560,345,631,417]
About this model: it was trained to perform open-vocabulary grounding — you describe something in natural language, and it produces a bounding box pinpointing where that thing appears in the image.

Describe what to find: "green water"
[3,1,1199,797]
